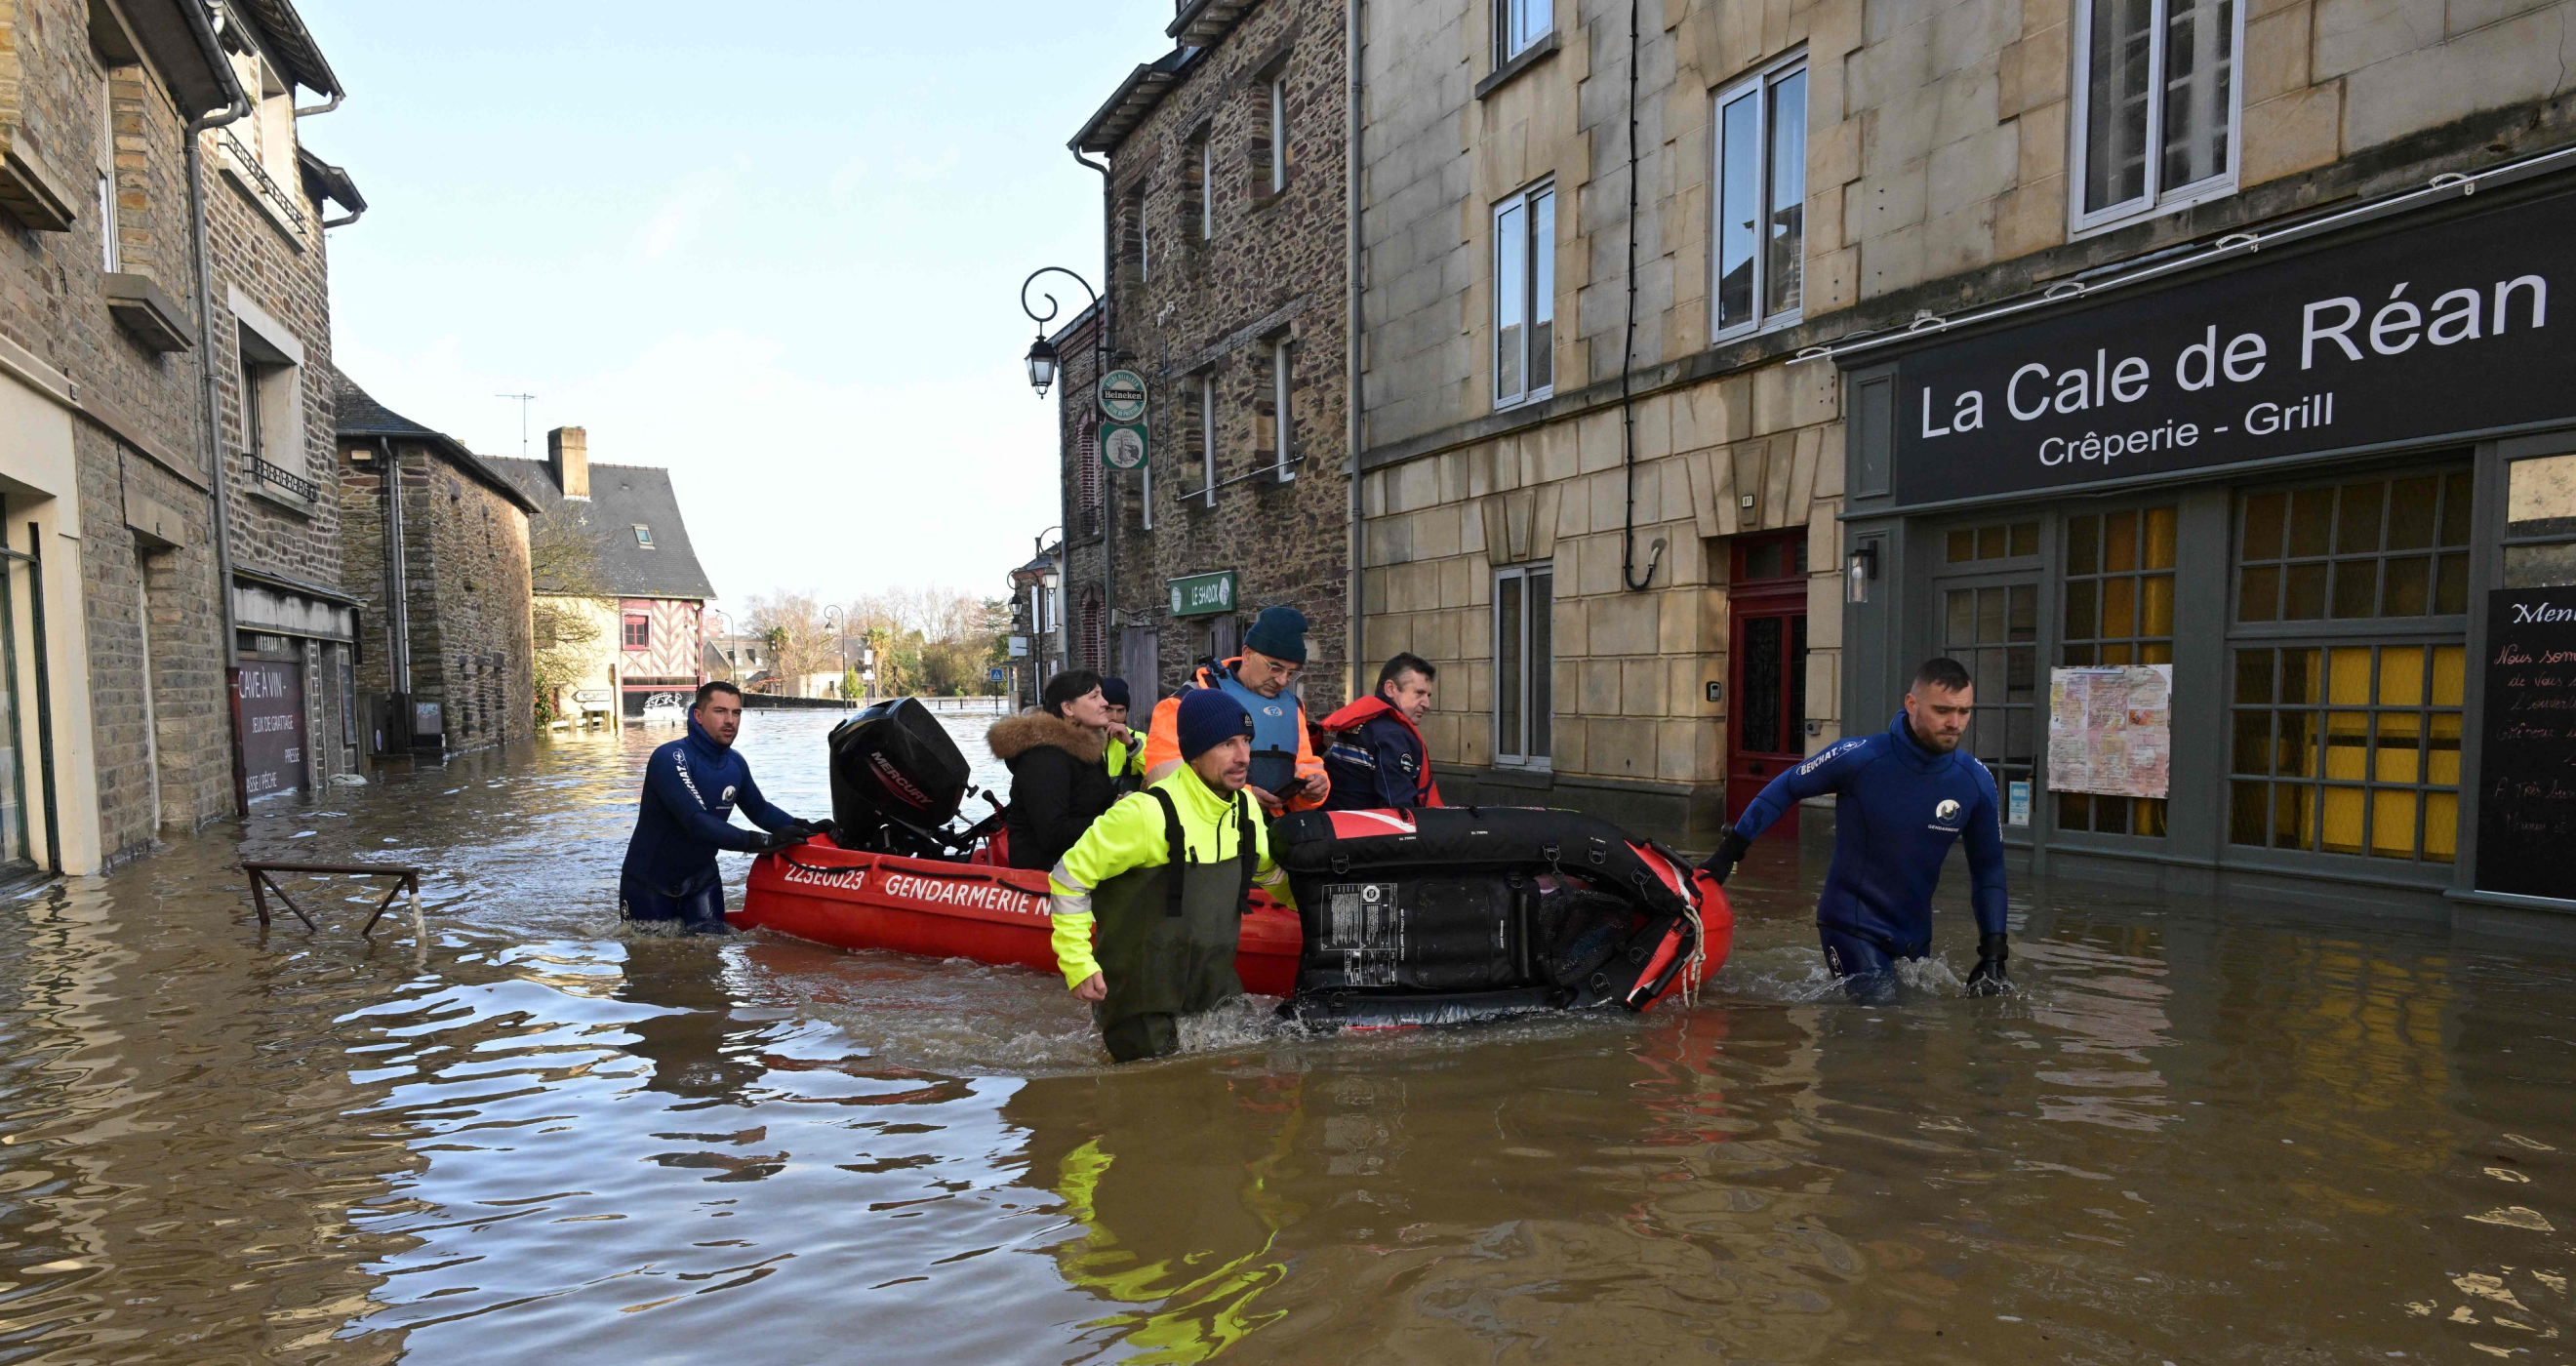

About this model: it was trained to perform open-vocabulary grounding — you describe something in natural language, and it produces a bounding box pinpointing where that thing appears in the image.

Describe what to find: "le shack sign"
[1169,571,1236,618]
[1875,187,2574,506]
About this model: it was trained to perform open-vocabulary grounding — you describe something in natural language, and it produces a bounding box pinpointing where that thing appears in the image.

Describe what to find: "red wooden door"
[1726,533,1809,831]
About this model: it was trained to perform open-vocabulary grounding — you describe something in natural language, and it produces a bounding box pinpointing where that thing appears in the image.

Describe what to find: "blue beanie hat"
[1099,676,1131,708]
[1242,605,1308,665]
[1176,688,1254,761]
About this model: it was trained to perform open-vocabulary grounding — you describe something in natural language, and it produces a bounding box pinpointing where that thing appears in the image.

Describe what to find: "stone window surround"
[2065,0,2249,240]
[228,286,313,515]
[1474,27,1560,102]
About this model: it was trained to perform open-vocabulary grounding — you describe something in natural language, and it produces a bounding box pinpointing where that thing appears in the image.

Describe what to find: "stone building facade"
[1353,0,1847,847]
[200,0,364,806]
[1067,0,1353,701]
[1345,0,2576,928]
[333,372,538,757]
[0,0,356,874]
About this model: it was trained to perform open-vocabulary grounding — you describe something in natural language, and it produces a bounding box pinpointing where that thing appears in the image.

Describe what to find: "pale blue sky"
[317,1,1176,612]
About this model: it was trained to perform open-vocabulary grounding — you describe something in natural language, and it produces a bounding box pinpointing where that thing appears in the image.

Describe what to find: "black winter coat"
[987,710,1118,872]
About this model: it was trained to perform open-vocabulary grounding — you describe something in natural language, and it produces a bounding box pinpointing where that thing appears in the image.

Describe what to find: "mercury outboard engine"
[826,699,976,858]
[1270,806,1729,1028]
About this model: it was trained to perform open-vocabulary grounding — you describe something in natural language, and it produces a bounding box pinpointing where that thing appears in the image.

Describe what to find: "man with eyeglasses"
[1140,605,1331,815]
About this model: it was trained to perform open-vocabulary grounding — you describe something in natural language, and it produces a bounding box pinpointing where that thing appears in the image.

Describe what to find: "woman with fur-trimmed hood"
[989,669,1120,872]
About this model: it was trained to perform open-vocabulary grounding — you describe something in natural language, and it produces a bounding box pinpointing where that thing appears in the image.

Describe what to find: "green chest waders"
[1088,787,1258,1063]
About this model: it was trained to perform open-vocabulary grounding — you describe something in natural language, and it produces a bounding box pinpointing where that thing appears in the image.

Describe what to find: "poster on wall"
[2046,665,2173,798]
[2475,587,2576,899]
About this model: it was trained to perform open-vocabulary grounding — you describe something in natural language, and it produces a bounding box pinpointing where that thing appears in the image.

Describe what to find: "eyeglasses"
[1246,657,1303,683]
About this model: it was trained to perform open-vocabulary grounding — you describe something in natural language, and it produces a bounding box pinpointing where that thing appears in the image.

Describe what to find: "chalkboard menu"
[2475,587,2576,899]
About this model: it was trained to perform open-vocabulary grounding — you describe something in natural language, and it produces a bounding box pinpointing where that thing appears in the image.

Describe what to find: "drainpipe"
[1345,0,1366,697]
[1617,0,1665,592]
[183,1,252,808]
[1072,145,1113,671]
[379,436,409,694]
[292,92,342,118]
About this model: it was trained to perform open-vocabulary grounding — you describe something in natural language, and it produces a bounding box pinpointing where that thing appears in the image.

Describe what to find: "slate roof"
[486,454,719,603]
[331,370,542,513]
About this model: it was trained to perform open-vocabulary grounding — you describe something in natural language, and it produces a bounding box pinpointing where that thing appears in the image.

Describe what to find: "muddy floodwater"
[0,710,2567,1364]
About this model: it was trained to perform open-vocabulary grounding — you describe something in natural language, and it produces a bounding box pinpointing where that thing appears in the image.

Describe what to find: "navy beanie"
[1176,688,1254,761]
[1099,676,1131,708]
[1242,605,1309,665]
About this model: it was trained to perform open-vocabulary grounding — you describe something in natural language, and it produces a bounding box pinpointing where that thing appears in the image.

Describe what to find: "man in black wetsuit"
[1701,658,2011,1001]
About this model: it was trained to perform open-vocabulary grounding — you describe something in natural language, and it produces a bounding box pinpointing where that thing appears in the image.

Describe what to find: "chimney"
[546,425,589,500]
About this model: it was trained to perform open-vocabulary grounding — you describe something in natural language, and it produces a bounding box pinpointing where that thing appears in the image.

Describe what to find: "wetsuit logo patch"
[1935,799,1961,823]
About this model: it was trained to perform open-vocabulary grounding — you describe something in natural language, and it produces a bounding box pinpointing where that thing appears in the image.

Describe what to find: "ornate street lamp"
[1017,266,1116,663]
[1025,335,1060,398]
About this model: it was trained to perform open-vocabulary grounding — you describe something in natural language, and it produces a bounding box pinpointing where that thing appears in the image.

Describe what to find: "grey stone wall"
[1072,0,1355,704]
[338,442,536,755]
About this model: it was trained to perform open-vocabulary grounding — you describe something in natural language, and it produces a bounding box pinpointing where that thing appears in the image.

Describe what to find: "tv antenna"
[496,392,537,458]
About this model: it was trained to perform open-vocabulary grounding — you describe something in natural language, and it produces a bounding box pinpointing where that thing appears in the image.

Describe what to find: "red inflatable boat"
[734,834,1306,997]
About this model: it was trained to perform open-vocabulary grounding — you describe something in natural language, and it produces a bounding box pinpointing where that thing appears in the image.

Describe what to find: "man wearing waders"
[1701,658,2012,1002]
[620,680,826,935]
[1048,689,1296,1063]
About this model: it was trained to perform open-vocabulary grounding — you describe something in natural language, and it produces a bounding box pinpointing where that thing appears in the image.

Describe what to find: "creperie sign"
[1877,188,2576,505]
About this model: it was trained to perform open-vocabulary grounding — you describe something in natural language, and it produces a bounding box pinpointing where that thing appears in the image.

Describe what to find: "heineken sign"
[1102,422,1147,470]
[1169,571,1236,617]
[1100,369,1147,423]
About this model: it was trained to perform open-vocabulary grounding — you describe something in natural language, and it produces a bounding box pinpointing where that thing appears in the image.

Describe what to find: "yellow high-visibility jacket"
[1046,764,1293,988]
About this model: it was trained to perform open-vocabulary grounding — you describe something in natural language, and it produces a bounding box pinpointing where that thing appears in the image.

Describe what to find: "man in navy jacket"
[1703,658,2011,1001]
[620,680,825,935]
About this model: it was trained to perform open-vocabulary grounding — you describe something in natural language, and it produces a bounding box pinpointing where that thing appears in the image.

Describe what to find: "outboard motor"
[1270,806,1731,1028]
[827,699,974,858]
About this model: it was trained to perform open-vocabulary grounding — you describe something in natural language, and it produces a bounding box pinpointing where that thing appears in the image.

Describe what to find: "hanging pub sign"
[1102,422,1148,470]
[1100,369,1148,423]
[2475,585,2576,900]
[1879,187,2576,506]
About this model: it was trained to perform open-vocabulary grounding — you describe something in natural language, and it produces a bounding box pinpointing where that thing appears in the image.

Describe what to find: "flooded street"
[0,709,2566,1364]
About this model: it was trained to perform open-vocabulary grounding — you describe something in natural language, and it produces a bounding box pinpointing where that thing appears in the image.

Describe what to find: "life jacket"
[1268,805,1732,1028]
[1086,785,1259,1062]
[1206,662,1307,796]
[1316,695,1441,808]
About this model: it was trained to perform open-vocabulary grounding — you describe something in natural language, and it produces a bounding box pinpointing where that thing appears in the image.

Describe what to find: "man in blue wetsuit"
[1701,658,2011,1000]
[619,680,827,935]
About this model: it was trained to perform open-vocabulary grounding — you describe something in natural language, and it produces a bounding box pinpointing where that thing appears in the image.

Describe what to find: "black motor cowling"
[827,699,973,857]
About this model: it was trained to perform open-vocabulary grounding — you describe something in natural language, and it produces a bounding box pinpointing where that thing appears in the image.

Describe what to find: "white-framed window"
[1493,181,1555,409]
[632,524,654,547]
[96,75,118,272]
[1267,77,1288,193]
[1499,0,1551,62]
[2070,0,2241,233]
[1711,56,1807,341]
[1258,340,1294,481]
[1192,373,1217,507]
[1495,564,1554,767]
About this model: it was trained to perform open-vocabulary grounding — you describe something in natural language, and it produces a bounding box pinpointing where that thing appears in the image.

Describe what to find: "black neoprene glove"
[755,827,808,853]
[1964,932,2011,996]
[808,819,839,840]
[1697,825,1751,885]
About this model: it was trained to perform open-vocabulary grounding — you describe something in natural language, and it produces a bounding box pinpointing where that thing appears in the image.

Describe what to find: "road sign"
[1102,423,1147,470]
[1100,369,1147,422]
[988,667,1007,683]
[1169,571,1236,618]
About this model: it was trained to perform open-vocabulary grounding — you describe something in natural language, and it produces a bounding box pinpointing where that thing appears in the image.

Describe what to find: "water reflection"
[0,711,2555,1363]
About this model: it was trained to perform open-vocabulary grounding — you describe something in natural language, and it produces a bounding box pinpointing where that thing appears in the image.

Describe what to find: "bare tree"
[529,512,612,724]
[745,591,842,697]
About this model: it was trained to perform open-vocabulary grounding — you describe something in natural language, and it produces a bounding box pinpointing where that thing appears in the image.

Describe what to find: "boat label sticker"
[1322,881,1403,987]
[1100,369,1148,422]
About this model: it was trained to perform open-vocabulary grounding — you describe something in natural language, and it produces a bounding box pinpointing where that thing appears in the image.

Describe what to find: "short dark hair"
[1912,657,1974,695]
[1041,668,1105,718]
[694,679,744,709]
[1377,652,1436,694]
